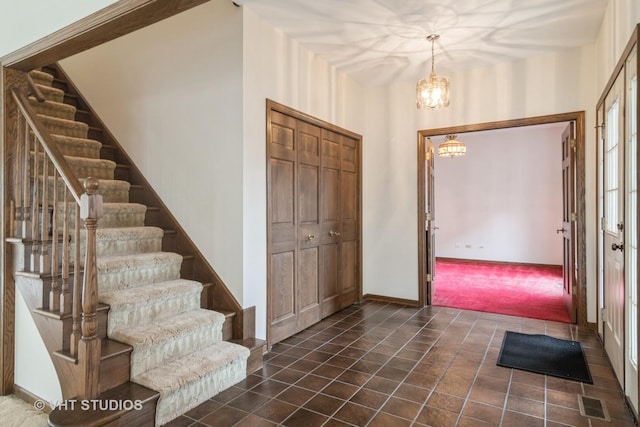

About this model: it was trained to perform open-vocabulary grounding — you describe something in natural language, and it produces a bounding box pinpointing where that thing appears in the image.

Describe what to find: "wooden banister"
[26,74,46,103]
[10,86,102,399]
[11,88,84,202]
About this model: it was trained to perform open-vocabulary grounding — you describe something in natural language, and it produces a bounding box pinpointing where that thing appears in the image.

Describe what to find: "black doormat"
[497,331,593,383]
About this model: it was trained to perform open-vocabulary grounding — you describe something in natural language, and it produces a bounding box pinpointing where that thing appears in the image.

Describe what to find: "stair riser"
[40,116,88,139]
[56,204,147,229]
[37,85,64,103]
[43,177,130,204]
[73,233,162,259]
[99,352,131,394]
[29,99,76,121]
[51,136,102,159]
[152,358,247,426]
[30,71,53,87]
[98,259,182,294]
[106,288,202,334]
[30,153,115,180]
[125,323,223,377]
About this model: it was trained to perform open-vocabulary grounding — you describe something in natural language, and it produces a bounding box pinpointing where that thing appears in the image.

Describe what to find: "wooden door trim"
[417,111,587,326]
[266,99,363,347]
[0,0,211,72]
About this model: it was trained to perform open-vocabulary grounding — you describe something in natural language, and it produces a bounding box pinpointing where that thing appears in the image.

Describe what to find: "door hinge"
[426,212,431,221]
[600,307,606,319]
[426,273,432,282]
[600,217,606,230]
[571,212,577,222]
[570,138,577,149]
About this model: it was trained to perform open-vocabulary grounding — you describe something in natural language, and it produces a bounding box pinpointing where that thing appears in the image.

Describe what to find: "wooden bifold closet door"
[267,101,361,346]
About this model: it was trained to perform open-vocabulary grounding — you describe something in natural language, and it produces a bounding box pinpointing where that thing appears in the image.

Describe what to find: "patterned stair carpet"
[28,69,249,425]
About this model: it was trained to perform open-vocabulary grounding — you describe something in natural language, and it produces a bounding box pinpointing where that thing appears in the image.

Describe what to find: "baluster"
[30,134,40,273]
[14,113,24,236]
[60,189,71,315]
[78,177,102,399]
[22,118,31,238]
[40,155,50,274]
[70,204,81,357]
[49,168,60,312]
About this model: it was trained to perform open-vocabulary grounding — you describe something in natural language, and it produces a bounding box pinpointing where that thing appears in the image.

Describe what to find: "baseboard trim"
[363,294,420,307]
[13,383,50,414]
[436,257,562,269]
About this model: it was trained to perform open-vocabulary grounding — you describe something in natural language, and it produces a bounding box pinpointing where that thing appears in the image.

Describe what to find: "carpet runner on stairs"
[28,68,249,425]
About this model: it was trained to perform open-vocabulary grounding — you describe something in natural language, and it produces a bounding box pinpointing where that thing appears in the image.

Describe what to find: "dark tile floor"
[165,301,636,427]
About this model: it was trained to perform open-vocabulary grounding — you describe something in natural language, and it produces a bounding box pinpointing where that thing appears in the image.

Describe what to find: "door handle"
[329,230,341,237]
[612,243,624,251]
[556,228,565,234]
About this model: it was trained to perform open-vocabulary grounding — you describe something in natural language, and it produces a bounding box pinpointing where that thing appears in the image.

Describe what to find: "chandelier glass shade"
[416,34,450,110]
[437,135,466,157]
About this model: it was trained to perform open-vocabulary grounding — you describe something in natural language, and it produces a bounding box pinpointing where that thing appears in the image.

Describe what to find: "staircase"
[6,66,263,426]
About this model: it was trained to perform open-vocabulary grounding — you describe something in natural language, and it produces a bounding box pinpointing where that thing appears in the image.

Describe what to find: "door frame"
[595,24,640,413]
[417,111,587,325]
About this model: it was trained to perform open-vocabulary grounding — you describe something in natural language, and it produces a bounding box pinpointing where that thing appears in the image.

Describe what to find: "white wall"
[242,8,367,338]
[362,45,598,309]
[433,126,564,265]
[61,1,245,301]
[14,287,62,404]
[0,0,118,58]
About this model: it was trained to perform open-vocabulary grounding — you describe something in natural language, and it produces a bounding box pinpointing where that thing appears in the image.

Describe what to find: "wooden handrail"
[26,74,46,103]
[11,88,84,203]
[11,84,102,400]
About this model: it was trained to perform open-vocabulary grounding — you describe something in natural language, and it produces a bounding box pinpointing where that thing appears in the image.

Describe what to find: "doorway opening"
[417,112,586,325]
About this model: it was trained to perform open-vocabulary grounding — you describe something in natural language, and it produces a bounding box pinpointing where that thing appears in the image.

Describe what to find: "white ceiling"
[237,0,609,86]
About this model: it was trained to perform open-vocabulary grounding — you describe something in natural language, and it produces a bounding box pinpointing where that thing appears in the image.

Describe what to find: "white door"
[624,46,638,413]
[603,70,625,385]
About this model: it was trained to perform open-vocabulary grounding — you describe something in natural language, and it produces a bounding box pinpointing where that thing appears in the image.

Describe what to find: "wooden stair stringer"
[13,269,133,399]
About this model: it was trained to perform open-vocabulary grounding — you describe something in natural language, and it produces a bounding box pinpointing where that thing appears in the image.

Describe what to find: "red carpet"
[433,259,570,323]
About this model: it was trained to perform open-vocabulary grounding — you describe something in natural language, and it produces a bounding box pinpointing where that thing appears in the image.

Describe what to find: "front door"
[561,123,577,322]
[603,71,625,384]
[624,46,638,411]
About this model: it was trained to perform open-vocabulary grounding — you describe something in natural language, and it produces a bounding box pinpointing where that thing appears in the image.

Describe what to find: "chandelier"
[416,34,450,110]
[437,135,466,157]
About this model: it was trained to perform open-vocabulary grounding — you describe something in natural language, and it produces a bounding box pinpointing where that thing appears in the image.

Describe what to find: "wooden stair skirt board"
[266,100,363,346]
[4,66,263,426]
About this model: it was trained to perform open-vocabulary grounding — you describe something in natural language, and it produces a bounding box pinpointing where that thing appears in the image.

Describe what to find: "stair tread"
[100,278,202,306]
[35,303,109,320]
[133,340,249,393]
[98,250,182,264]
[110,308,225,346]
[53,338,131,363]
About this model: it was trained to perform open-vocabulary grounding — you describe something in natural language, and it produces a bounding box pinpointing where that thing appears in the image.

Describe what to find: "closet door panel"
[268,111,298,343]
[297,122,322,330]
[269,252,296,343]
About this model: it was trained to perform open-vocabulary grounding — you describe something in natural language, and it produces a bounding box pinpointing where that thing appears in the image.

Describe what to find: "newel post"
[77,177,103,399]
